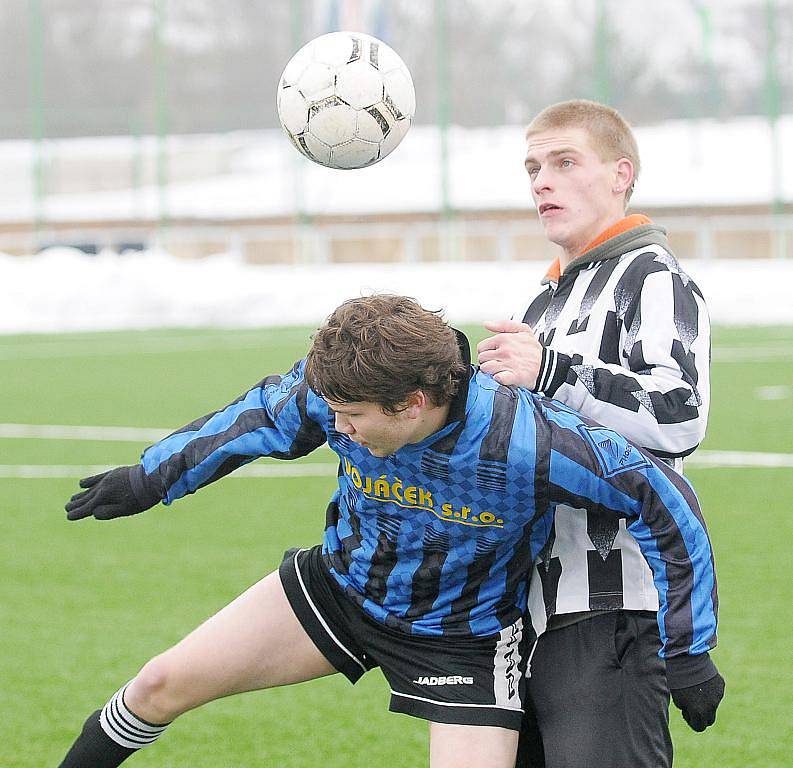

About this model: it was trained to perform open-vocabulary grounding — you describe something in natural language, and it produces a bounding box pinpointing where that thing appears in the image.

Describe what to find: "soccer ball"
[277,31,415,170]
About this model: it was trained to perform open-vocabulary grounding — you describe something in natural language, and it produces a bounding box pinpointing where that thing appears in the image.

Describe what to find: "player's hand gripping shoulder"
[477,319,544,388]
[666,654,726,732]
[65,465,160,521]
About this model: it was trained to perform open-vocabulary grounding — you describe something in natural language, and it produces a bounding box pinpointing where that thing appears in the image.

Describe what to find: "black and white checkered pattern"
[522,225,710,632]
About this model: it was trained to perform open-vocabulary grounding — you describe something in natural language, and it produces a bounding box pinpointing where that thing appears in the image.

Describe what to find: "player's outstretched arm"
[139,363,328,506]
[64,361,329,519]
[65,465,162,521]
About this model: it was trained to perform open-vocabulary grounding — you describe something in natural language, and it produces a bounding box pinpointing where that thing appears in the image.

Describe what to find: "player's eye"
[526,166,539,177]
[560,158,574,168]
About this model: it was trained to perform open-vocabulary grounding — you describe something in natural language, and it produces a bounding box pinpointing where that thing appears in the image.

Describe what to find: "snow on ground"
[2,249,791,334]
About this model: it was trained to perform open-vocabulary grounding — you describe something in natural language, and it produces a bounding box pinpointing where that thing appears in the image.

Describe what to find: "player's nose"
[532,166,553,193]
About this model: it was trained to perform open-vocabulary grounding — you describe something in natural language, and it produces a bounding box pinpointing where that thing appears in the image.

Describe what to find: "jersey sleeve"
[133,359,329,506]
[533,263,711,458]
[544,416,718,661]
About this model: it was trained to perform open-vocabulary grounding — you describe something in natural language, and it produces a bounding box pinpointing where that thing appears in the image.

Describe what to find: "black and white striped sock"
[99,682,170,749]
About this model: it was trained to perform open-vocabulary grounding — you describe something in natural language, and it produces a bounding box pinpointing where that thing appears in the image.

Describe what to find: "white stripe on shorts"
[292,548,368,674]
[390,689,523,712]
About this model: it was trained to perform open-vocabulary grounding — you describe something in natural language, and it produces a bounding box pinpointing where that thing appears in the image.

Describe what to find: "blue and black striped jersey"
[135,355,717,657]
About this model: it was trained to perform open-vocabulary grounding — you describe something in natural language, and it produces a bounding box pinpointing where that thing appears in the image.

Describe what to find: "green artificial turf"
[1,325,791,765]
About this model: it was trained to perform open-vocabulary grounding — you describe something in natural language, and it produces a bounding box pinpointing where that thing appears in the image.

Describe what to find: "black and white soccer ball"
[277,31,415,170]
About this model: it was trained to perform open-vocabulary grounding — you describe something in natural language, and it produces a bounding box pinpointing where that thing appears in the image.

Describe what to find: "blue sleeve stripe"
[549,452,643,518]
[653,463,719,634]
[141,361,329,503]
[643,467,717,655]
[549,447,717,658]
[164,428,289,501]
[143,388,271,472]
[626,517,670,649]
[143,405,281,495]
[630,468,717,655]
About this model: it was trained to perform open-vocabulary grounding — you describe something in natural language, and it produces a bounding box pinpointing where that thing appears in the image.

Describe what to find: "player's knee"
[126,654,185,723]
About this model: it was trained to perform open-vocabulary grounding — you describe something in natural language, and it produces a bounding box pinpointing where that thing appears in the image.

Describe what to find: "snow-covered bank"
[2,249,791,334]
[1,117,792,223]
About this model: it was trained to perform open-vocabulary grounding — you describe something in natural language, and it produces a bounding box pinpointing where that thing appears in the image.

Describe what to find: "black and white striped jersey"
[521,220,711,632]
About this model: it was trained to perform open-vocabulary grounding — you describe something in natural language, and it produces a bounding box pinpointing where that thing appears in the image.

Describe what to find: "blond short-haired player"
[478,100,719,768]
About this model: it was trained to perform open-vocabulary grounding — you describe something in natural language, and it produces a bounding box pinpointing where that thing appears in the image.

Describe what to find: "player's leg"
[58,569,336,767]
[526,611,672,768]
[514,686,545,767]
[124,568,335,721]
[370,615,525,768]
[430,722,519,768]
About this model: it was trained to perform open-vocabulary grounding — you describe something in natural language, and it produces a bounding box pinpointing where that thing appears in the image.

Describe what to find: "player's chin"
[541,217,567,237]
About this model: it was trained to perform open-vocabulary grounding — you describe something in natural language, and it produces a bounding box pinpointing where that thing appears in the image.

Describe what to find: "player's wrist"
[532,347,571,396]
[128,463,164,511]
[666,651,718,690]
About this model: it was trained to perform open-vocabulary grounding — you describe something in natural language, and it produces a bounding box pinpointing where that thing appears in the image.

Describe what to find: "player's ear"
[403,390,426,417]
[613,157,634,196]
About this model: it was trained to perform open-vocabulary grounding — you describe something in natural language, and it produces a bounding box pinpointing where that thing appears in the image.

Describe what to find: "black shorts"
[279,545,526,730]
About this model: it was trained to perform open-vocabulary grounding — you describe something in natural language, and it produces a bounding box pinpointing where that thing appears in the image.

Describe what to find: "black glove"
[65,465,159,521]
[667,654,725,732]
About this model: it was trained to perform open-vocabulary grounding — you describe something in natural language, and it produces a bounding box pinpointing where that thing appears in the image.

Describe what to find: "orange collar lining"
[543,214,652,282]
